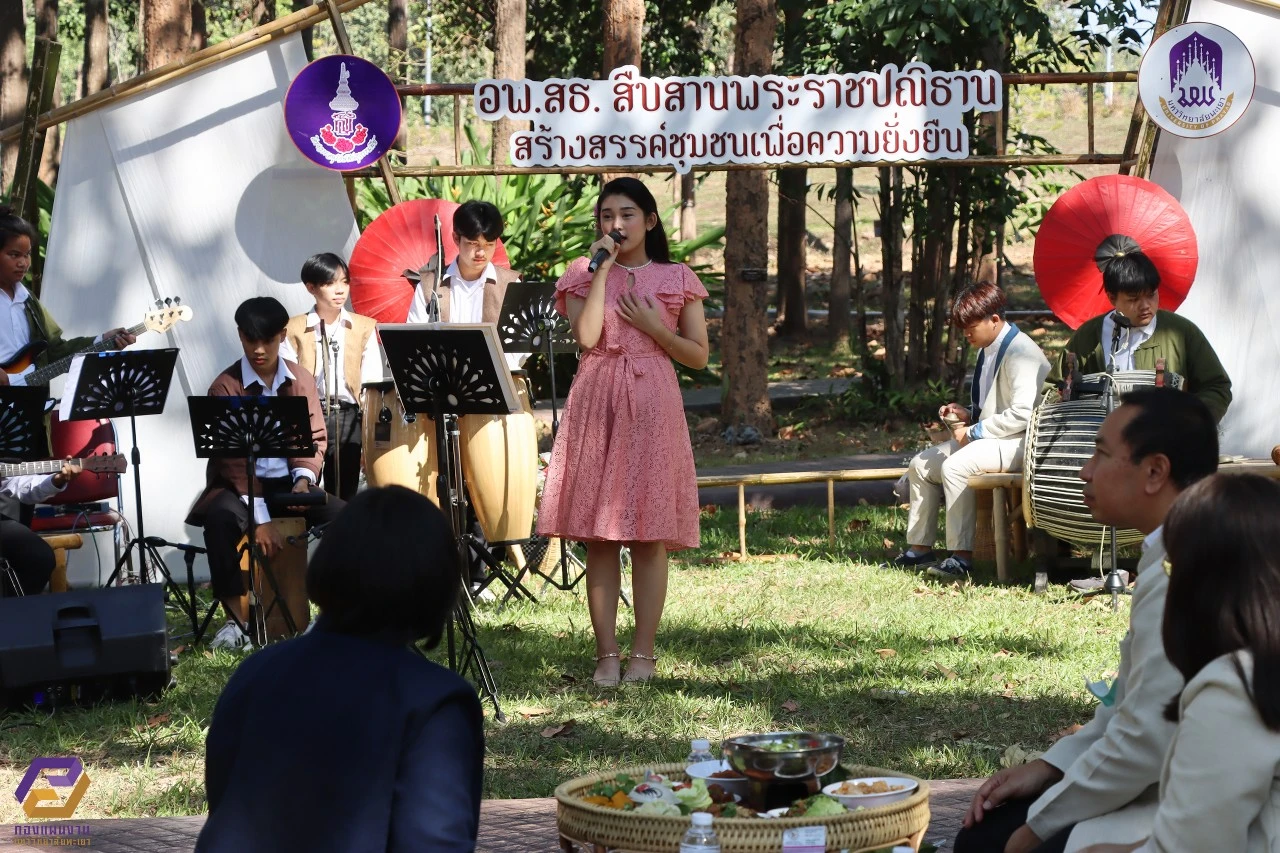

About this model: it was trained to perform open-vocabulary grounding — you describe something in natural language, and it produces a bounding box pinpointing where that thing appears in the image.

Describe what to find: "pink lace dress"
[536,257,706,551]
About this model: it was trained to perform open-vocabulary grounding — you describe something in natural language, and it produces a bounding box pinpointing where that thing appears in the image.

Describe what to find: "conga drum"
[459,370,538,543]
[361,380,441,505]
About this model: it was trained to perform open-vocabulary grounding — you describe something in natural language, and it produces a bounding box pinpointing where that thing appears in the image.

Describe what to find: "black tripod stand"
[189,395,316,645]
[497,281,592,594]
[381,323,524,721]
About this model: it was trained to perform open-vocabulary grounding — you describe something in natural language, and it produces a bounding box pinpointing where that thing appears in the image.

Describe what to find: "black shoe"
[892,550,938,568]
[926,556,971,580]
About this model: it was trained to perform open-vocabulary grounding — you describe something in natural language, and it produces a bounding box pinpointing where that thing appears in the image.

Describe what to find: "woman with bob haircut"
[1083,473,1280,853]
[196,486,483,853]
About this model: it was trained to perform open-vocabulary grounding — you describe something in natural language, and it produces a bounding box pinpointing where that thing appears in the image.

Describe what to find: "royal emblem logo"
[1139,23,1254,139]
[284,55,401,172]
[14,757,91,820]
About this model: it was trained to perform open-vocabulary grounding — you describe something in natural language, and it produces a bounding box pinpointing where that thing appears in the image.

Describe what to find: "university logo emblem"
[1139,23,1254,138]
[14,757,91,819]
[284,55,401,172]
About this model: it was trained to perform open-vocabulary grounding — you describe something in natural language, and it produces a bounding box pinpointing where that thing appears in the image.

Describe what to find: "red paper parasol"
[349,198,511,323]
[1033,175,1198,330]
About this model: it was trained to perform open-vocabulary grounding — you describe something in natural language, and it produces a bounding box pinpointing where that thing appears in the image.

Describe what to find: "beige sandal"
[593,652,621,687]
[622,652,658,683]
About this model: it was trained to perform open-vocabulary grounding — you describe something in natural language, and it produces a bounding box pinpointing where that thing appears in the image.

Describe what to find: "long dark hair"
[0,205,38,248]
[597,177,670,264]
[1162,473,1280,730]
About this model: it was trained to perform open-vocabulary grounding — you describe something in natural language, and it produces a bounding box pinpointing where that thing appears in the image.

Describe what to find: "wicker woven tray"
[555,762,930,853]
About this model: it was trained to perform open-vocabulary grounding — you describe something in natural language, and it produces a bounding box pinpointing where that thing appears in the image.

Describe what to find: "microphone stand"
[428,214,444,323]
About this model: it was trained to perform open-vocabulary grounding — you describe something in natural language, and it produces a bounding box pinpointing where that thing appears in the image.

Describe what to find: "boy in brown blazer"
[186,297,343,650]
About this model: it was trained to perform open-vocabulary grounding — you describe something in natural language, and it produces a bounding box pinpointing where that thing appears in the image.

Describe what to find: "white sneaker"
[210,621,253,651]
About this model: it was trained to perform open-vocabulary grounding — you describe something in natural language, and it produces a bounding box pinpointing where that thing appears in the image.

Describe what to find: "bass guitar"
[2,298,193,386]
[0,453,127,478]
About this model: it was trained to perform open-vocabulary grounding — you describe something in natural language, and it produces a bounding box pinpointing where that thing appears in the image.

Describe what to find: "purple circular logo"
[284,55,401,171]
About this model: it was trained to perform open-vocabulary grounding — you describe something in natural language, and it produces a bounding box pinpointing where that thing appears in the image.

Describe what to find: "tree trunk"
[190,0,207,52]
[925,172,956,378]
[388,0,408,151]
[82,0,110,97]
[602,0,643,73]
[679,170,697,242]
[976,32,1008,288]
[492,0,525,165]
[775,167,807,336]
[141,0,192,72]
[293,0,313,61]
[0,1,27,192]
[250,0,275,26]
[35,0,61,186]
[828,166,853,352]
[879,166,906,388]
[720,0,776,432]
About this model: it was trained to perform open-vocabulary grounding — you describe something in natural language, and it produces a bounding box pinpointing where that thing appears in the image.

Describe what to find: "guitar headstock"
[143,297,194,334]
[80,453,127,475]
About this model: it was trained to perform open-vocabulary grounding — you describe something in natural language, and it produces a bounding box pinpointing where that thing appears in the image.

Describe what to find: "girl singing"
[537,178,709,686]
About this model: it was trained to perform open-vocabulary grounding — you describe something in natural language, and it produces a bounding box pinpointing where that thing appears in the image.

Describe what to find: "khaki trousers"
[906,436,1025,552]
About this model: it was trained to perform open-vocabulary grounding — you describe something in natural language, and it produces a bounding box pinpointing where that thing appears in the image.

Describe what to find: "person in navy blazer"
[196,486,484,853]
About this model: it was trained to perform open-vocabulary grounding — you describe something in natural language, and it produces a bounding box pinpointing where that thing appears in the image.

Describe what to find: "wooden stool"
[236,517,309,643]
[41,533,84,593]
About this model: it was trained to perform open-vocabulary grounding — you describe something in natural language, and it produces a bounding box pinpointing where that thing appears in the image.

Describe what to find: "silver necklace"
[616,259,653,272]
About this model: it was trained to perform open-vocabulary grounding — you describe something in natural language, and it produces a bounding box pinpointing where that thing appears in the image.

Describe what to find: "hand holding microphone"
[588,230,625,273]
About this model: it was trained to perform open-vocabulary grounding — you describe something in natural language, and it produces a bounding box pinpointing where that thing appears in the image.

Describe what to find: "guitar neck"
[27,321,148,386]
[0,458,85,478]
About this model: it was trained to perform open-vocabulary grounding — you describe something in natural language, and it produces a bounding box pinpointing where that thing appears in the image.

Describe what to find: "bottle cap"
[691,738,710,751]
[691,812,713,826]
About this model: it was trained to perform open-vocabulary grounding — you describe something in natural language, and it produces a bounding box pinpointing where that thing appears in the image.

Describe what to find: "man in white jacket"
[894,282,1051,579]
[954,388,1220,853]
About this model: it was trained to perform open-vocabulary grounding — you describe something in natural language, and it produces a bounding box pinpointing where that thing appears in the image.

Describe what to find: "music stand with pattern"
[380,323,527,722]
[0,387,51,596]
[188,395,316,645]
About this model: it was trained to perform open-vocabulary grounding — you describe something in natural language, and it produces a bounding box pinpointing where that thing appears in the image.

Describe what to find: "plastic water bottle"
[686,738,715,765]
[680,812,720,852]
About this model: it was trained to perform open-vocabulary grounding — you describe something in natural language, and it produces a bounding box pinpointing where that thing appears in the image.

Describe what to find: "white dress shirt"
[1,473,65,505]
[238,356,313,523]
[279,308,382,405]
[1101,313,1157,372]
[406,261,528,369]
[0,282,107,386]
[977,321,1016,409]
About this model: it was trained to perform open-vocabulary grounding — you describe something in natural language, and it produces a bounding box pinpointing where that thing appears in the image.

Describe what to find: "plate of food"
[684,760,748,799]
[759,794,848,819]
[823,777,918,808]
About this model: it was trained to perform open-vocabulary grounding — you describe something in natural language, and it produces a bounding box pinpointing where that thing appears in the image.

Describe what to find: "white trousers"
[906,436,1025,552]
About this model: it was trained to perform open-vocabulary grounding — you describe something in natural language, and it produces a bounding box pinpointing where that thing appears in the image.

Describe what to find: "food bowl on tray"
[722,732,845,782]
[823,776,919,808]
[684,760,749,799]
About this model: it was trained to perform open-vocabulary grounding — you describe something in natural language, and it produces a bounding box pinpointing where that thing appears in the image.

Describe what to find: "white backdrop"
[41,35,359,587]
[1152,0,1280,457]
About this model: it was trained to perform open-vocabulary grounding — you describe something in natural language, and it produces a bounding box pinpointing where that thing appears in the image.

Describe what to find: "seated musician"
[281,253,382,500]
[0,206,135,385]
[895,282,1051,580]
[185,297,343,651]
[1043,250,1232,423]
[0,464,83,596]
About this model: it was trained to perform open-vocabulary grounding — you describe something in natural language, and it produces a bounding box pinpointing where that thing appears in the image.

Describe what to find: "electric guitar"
[1,298,194,386]
[0,453,127,478]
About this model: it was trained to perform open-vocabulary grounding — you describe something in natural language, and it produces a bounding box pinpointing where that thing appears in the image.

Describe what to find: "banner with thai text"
[475,63,1003,173]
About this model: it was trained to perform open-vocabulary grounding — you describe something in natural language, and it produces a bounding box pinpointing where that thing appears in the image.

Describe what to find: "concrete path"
[0,780,979,851]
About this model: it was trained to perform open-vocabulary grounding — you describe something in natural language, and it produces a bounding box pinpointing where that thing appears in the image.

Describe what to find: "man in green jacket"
[1043,251,1232,424]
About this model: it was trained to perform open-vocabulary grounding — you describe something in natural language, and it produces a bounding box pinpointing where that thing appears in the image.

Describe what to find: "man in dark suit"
[186,297,343,650]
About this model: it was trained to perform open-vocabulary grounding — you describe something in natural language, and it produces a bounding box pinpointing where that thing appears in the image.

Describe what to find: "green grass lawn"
[0,506,1125,821]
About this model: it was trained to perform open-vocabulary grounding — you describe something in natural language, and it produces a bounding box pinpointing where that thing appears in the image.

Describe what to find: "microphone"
[1110,310,1131,355]
[588,230,624,273]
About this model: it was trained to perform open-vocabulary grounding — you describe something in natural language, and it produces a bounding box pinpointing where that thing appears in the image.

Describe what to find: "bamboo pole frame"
[0,0,379,144]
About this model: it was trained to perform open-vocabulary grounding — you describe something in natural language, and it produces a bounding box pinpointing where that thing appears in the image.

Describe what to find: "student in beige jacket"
[955,388,1220,853]
[894,282,1051,580]
[1082,474,1280,853]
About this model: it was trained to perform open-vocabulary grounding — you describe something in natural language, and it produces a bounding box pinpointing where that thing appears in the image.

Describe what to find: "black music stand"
[0,387,50,596]
[188,395,316,645]
[381,323,529,721]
